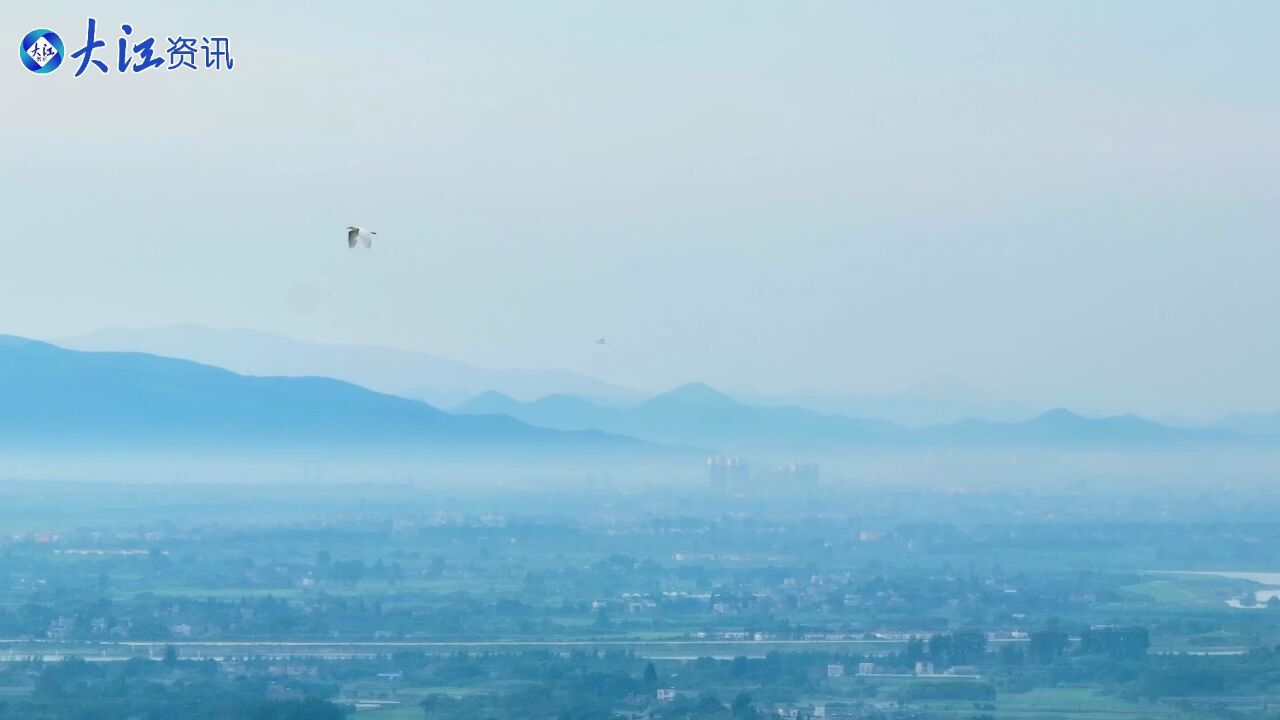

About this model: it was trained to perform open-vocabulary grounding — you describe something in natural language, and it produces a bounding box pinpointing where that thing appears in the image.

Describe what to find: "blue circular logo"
[20,29,63,74]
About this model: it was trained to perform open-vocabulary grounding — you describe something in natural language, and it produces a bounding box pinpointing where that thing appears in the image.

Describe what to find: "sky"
[3,1,1279,420]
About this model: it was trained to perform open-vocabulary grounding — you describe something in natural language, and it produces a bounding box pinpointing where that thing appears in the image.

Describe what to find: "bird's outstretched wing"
[360,233,372,249]
[347,228,358,248]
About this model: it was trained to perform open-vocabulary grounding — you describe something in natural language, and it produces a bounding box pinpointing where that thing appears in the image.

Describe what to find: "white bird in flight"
[347,226,377,249]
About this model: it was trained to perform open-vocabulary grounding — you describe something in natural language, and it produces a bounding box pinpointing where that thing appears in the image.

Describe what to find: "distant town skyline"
[4,1,1279,419]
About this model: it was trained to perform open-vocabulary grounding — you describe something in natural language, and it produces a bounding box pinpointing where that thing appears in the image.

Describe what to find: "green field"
[920,687,1175,719]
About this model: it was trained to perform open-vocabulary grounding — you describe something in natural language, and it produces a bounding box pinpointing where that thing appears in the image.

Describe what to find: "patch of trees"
[1077,627,1149,661]
[0,657,347,720]
[897,680,997,702]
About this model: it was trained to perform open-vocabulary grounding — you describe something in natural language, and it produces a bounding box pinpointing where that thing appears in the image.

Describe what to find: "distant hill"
[460,391,618,430]
[0,336,655,458]
[22,329,1253,464]
[1218,410,1280,437]
[458,383,904,453]
[921,408,1240,447]
[455,384,1254,455]
[741,375,1039,427]
[59,325,641,407]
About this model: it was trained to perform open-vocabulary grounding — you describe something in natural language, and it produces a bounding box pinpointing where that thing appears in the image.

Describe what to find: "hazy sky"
[4,1,1278,419]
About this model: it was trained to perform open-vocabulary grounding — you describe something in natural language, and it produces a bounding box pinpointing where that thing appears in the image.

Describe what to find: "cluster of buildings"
[707,456,819,494]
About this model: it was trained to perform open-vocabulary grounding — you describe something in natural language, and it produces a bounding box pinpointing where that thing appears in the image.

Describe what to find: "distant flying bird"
[596,338,608,346]
[347,226,377,249]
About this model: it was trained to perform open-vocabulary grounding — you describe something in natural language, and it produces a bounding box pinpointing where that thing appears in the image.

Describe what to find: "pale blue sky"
[3,1,1278,419]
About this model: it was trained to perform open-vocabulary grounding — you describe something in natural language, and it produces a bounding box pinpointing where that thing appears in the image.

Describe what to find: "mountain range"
[1218,410,1280,437]
[4,332,1272,466]
[458,382,903,453]
[0,336,653,458]
[59,326,1043,425]
[60,325,641,408]
[739,375,1039,427]
[455,383,1254,455]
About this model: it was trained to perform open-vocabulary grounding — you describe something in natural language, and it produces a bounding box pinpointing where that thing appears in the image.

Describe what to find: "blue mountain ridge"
[0,336,659,456]
[0,336,1258,459]
[455,383,1254,453]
